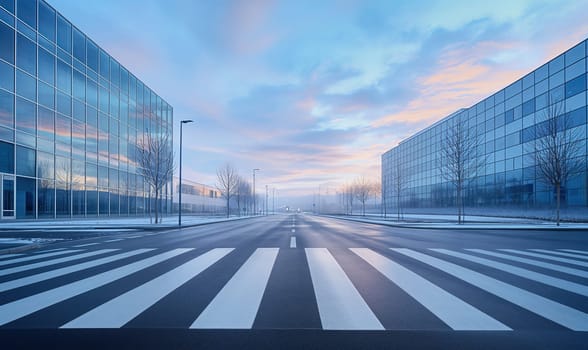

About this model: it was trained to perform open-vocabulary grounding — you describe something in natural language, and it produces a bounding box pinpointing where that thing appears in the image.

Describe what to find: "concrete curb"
[324,215,588,231]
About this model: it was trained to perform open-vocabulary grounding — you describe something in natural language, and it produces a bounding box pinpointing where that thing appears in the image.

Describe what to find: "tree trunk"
[457,184,462,225]
[226,197,230,218]
[556,183,561,226]
[154,190,159,224]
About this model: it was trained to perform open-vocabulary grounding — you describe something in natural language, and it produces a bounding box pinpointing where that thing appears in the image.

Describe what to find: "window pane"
[56,14,71,52]
[0,21,15,64]
[86,40,98,72]
[16,34,36,75]
[0,0,15,13]
[73,99,84,121]
[56,90,71,116]
[37,150,53,178]
[37,105,54,140]
[73,69,85,101]
[110,58,119,87]
[16,176,35,218]
[0,59,14,92]
[72,27,85,63]
[38,0,55,41]
[15,69,35,101]
[56,59,71,93]
[16,0,36,29]
[16,145,35,176]
[38,81,54,108]
[38,48,55,85]
[565,74,587,98]
[0,140,14,173]
[0,89,14,127]
[55,113,71,144]
[15,96,35,133]
[38,178,55,217]
[99,49,109,80]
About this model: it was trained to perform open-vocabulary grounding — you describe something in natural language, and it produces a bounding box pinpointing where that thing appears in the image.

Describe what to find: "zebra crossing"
[0,246,587,330]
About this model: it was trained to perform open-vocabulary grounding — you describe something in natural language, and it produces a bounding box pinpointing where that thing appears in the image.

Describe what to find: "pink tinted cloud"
[222,0,278,56]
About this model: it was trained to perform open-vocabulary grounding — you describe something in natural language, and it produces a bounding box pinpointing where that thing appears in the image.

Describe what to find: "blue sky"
[50,0,588,196]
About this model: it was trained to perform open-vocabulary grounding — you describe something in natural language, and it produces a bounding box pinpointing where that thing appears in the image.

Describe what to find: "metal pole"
[265,185,268,215]
[253,168,260,215]
[179,120,193,226]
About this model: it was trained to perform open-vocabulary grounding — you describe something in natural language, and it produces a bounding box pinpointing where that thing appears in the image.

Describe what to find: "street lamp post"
[265,185,269,215]
[253,168,260,215]
[178,119,193,226]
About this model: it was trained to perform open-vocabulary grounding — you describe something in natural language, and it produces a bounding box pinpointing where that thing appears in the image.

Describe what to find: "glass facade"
[0,0,173,219]
[382,39,588,211]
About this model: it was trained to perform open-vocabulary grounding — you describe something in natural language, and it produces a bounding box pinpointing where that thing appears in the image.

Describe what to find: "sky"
[49,0,588,199]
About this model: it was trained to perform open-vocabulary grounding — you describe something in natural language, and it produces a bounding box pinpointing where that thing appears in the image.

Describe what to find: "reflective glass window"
[38,178,55,217]
[0,59,14,91]
[110,89,118,118]
[565,74,586,98]
[98,165,108,187]
[73,99,84,121]
[38,48,55,85]
[72,69,85,101]
[99,49,109,80]
[86,187,97,215]
[86,79,97,107]
[86,40,98,72]
[567,106,587,129]
[16,144,34,176]
[86,162,97,185]
[72,27,85,63]
[0,21,14,64]
[55,113,70,144]
[565,42,585,66]
[0,89,13,127]
[16,0,36,29]
[37,105,53,140]
[15,69,35,101]
[56,90,70,116]
[120,67,128,94]
[0,140,14,172]
[15,96,34,133]
[522,98,535,117]
[72,121,84,160]
[56,14,71,52]
[16,176,35,218]
[56,59,71,93]
[38,81,54,108]
[38,0,55,41]
[16,34,36,75]
[549,54,564,74]
[0,0,15,13]
[99,86,108,112]
[110,58,119,87]
[37,150,53,178]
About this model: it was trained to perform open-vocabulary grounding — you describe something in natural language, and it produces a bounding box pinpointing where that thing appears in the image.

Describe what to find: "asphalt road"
[0,214,587,349]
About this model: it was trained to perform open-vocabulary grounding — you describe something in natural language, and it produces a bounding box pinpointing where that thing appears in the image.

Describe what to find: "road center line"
[290,236,297,248]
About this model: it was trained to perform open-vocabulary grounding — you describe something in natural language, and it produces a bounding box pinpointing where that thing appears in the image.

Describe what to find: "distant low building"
[172,177,224,215]
[382,38,588,214]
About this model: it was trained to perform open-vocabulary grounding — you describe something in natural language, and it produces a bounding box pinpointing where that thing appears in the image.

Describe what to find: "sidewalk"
[325,213,588,230]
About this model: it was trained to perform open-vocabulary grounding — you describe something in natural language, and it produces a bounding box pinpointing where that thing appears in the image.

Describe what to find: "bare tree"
[354,176,372,216]
[137,131,174,224]
[532,100,585,226]
[216,163,239,218]
[439,117,484,224]
[235,176,251,217]
[388,162,408,221]
[342,183,355,215]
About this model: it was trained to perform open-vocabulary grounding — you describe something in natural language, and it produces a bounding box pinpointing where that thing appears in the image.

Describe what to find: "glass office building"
[382,39,587,211]
[0,0,173,219]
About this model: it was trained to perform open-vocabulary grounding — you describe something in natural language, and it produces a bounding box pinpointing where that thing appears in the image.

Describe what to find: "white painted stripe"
[104,239,124,243]
[33,248,66,254]
[561,249,588,256]
[352,248,509,330]
[0,249,117,276]
[290,236,296,248]
[73,243,100,248]
[63,248,233,328]
[467,249,588,279]
[0,250,80,267]
[191,248,278,329]
[531,249,588,261]
[393,248,588,331]
[291,229,295,233]
[305,248,383,330]
[0,249,152,293]
[0,253,24,259]
[126,236,141,239]
[0,248,191,326]
[501,249,588,268]
[433,249,588,297]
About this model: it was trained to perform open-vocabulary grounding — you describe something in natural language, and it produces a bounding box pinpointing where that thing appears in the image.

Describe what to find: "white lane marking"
[0,249,152,293]
[291,229,295,233]
[306,248,383,330]
[0,250,80,267]
[0,249,117,277]
[126,236,142,239]
[34,248,67,254]
[560,249,588,256]
[0,248,191,326]
[290,237,297,249]
[73,243,100,248]
[501,249,588,268]
[433,249,588,297]
[393,248,588,331]
[63,248,233,328]
[468,249,588,279]
[104,239,124,243]
[530,249,588,261]
[191,248,278,329]
[353,248,509,330]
